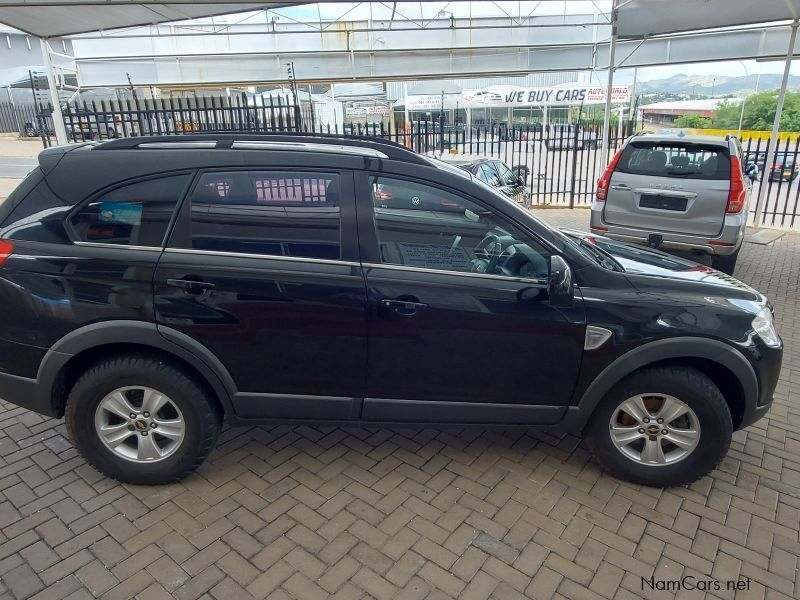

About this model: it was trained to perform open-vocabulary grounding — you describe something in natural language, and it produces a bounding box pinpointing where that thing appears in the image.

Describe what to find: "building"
[640,98,734,124]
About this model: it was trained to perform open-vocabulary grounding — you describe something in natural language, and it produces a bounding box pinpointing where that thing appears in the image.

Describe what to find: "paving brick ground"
[0,208,798,600]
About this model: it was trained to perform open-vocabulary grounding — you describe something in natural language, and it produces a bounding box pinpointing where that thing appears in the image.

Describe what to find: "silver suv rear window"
[617,142,730,181]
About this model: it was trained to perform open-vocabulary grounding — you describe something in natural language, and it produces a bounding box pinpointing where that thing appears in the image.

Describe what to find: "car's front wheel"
[585,366,732,487]
[65,354,222,484]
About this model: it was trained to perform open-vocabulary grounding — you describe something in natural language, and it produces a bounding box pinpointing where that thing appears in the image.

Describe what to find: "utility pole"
[126,73,138,101]
[754,19,798,227]
[285,62,301,130]
[600,0,618,167]
[308,83,316,132]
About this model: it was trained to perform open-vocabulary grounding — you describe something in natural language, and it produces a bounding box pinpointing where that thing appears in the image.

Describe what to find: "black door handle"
[166,277,215,295]
[380,298,428,316]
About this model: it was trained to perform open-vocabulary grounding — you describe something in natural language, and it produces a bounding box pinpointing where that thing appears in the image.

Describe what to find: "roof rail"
[94,132,429,165]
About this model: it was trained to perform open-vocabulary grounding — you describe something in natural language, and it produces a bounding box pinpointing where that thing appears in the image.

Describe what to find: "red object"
[596,149,623,201]
[709,240,737,246]
[726,156,746,214]
[590,225,609,232]
[0,240,13,267]
[374,188,393,202]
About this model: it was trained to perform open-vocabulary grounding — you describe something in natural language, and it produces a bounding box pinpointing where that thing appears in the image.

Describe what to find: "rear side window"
[0,175,73,243]
[180,171,341,260]
[617,142,730,180]
[70,174,189,247]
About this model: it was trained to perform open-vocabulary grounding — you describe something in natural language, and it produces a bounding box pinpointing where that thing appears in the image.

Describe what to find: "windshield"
[422,155,474,180]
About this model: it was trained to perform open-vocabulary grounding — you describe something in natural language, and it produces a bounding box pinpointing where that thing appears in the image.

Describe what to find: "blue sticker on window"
[98,202,142,226]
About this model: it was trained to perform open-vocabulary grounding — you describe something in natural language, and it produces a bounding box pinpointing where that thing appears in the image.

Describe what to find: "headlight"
[752,307,780,347]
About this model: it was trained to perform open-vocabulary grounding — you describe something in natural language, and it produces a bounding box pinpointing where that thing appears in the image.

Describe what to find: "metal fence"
[27,95,800,228]
[0,102,43,136]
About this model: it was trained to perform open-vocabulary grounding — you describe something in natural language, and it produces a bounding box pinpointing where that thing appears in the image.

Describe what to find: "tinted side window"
[371,176,550,280]
[70,174,189,247]
[0,176,72,243]
[183,171,341,260]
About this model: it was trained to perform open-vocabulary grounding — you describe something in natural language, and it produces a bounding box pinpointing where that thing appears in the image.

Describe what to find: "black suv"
[0,134,782,486]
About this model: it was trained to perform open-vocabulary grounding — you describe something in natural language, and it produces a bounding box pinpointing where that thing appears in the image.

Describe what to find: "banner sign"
[345,105,390,117]
[394,86,631,110]
[402,94,462,111]
[462,85,630,107]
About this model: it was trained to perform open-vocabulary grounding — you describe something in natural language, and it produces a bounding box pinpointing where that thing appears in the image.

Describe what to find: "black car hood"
[560,229,763,302]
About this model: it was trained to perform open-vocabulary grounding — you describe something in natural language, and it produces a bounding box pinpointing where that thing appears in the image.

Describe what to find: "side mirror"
[548,256,574,307]
[745,162,758,181]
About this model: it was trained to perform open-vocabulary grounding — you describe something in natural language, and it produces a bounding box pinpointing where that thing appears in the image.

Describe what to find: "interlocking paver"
[0,208,797,598]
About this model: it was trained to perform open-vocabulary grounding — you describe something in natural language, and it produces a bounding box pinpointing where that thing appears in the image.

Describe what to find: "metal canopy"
[0,1,302,38]
[617,0,800,38]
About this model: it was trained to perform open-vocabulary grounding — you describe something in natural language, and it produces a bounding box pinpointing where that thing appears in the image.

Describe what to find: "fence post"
[569,125,580,208]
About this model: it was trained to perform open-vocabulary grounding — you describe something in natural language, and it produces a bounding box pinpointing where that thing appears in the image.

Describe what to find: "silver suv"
[590,134,756,274]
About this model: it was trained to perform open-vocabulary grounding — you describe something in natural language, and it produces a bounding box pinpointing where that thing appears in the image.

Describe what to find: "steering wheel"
[472,233,504,274]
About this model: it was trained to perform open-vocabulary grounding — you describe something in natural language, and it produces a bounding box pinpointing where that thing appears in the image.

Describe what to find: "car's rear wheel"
[65,354,221,484]
[584,366,732,487]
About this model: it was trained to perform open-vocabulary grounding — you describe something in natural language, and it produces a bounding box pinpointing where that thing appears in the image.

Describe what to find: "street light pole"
[737,62,749,138]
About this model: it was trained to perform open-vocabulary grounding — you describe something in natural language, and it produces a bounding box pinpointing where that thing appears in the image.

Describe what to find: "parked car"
[590,134,758,275]
[541,124,599,150]
[439,157,530,204]
[768,153,800,182]
[68,113,140,140]
[744,149,768,176]
[0,134,781,486]
[23,121,55,138]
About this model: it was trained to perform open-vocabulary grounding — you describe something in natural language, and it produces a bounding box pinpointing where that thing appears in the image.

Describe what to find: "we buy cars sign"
[462,85,630,107]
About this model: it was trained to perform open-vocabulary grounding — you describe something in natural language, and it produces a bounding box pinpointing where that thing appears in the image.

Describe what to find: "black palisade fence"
[28,96,800,227]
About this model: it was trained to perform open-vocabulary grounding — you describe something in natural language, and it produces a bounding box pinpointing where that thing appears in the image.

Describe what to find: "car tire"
[711,247,740,275]
[584,366,732,487]
[65,354,222,484]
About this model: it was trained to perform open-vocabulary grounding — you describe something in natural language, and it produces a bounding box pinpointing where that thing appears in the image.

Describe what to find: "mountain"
[636,74,800,97]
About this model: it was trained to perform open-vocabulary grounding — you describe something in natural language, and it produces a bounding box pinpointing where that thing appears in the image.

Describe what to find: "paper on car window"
[398,243,472,271]
[98,202,142,226]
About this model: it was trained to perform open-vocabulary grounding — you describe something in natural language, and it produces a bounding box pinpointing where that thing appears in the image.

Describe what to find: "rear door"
[154,168,367,420]
[603,141,731,236]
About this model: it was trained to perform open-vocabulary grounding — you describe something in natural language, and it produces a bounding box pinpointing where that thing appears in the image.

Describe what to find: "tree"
[712,90,800,131]
[674,114,711,128]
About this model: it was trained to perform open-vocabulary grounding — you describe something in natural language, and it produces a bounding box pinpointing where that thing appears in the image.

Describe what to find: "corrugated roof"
[0,2,303,38]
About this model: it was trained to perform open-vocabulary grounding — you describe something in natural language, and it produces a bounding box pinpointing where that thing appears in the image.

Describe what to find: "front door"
[357,173,586,425]
[154,168,367,420]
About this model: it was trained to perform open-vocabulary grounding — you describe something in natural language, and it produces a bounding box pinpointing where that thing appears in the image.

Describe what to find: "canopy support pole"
[40,38,68,145]
[754,18,798,227]
[600,0,618,167]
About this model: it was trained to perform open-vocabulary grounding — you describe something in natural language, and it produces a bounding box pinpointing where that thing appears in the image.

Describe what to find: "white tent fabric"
[0,2,301,38]
[617,0,800,38]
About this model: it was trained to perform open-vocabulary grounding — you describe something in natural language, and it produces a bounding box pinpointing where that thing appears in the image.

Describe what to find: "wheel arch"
[564,337,757,431]
[40,321,236,418]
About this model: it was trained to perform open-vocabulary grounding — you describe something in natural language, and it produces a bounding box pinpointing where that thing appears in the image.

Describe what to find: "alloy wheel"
[94,386,185,462]
[608,393,700,466]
